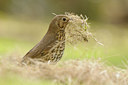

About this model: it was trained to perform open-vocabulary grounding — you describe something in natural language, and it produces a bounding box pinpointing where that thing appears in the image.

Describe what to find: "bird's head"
[47,15,71,34]
[49,15,70,30]
[55,15,70,29]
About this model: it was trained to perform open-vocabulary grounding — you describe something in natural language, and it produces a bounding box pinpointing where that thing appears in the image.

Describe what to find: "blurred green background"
[0,0,128,66]
[0,0,128,85]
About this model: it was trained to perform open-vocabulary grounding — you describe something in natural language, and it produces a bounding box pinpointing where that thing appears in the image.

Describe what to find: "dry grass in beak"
[65,13,89,44]
[64,12,104,46]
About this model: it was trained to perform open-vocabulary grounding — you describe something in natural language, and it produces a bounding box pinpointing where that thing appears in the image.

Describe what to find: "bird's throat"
[56,29,65,41]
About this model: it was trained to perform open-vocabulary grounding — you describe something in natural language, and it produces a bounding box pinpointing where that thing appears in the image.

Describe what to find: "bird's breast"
[49,40,65,62]
[38,29,66,63]
[45,29,66,62]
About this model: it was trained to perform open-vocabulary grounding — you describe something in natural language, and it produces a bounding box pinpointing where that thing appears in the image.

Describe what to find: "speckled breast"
[41,29,66,63]
[49,41,65,62]
[49,29,66,62]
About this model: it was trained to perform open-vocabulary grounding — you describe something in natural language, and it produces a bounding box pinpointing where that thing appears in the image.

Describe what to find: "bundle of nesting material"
[65,13,90,44]
[65,13,103,46]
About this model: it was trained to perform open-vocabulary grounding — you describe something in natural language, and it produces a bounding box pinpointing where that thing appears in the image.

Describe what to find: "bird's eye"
[62,18,66,21]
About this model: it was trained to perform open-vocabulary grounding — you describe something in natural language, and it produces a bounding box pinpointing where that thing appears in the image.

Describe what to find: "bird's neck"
[56,28,65,41]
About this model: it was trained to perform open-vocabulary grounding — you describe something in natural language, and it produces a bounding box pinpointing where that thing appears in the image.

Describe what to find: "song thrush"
[22,15,70,64]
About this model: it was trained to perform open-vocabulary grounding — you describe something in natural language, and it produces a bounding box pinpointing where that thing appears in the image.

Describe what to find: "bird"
[22,15,70,64]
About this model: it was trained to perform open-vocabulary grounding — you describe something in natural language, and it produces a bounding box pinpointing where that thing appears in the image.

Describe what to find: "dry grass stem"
[64,12,103,46]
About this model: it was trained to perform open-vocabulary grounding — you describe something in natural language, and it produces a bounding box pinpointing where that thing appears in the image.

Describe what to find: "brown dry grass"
[65,13,104,46]
[0,54,128,85]
[65,13,89,45]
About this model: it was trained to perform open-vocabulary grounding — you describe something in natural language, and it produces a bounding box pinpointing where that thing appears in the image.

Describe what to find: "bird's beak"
[69,18,73,21]
[68,18,73,22]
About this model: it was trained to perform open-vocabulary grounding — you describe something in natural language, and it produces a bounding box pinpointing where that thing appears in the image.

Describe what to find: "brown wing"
[23,31,57,59]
